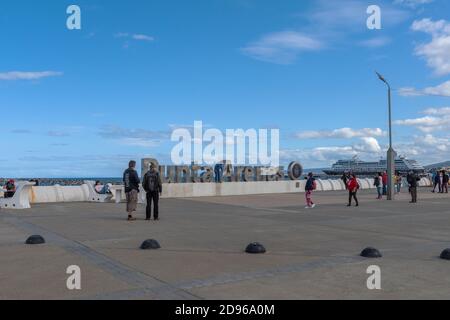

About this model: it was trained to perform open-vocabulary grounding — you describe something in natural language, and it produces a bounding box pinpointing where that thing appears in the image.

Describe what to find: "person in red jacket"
[382,171,388,195]
[347,174,359,207]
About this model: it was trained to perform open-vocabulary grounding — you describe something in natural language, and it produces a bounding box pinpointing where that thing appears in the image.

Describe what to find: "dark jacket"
[374,176,381,187]
[305,177,316,191]
[434,174,441,184]
[123,168,140,193]
[407,173,420,188]
[143,170,163,193]
[444,174,449,184]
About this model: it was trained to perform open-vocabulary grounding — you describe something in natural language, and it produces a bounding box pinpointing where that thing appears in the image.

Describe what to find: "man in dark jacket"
[407,171,420,203]
[143,164,163,221]
[123,160,140,221]
[443,170,449,193]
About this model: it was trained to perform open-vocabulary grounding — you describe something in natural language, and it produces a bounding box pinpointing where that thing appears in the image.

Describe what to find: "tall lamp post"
[376,72,396,201]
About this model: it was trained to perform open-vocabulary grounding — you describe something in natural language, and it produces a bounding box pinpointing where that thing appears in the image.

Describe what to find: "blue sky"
[1,0,450,177]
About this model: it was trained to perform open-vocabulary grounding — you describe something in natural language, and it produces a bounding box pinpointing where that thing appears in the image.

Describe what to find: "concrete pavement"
[0,188,449,300]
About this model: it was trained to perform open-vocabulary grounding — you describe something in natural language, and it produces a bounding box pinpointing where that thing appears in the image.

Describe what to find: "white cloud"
[394,107,450,132]
[307,0,409,30]
[423,107,450,115]
[411,18,450,76]
[295,127,385,139]
[281,135,384,167]
[241,0,410,64]
[119,138,161,148]
[132,34,154,42]
[398,80,450,97]
[241,31,324,64]
[0,71,62,81]
[394,0,434,8]
[394,133,450,164]
[98,125,169,148]
[359,37,392,48]
[114,32,155,42]
[355,137,382,153]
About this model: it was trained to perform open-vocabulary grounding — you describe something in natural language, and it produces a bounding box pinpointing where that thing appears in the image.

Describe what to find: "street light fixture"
[376,71,396,201]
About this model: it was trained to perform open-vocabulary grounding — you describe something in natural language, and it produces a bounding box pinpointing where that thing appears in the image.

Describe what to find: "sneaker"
[127,216,137,221]
[305,206,311,209]
[311,204,316,208]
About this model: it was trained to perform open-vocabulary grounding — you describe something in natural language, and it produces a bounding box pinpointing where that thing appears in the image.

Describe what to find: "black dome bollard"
[245,242,266,254]
[361,247,382,258]
[140,239,161,250]
[25,235,46,245]
[440,249,450,260]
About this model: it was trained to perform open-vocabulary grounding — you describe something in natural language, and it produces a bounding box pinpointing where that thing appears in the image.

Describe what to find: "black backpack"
[146,172,159,192]
[305,178,315,191]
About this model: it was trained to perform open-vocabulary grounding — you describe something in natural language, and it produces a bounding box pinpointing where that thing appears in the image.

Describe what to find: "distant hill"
[425,161,450,170]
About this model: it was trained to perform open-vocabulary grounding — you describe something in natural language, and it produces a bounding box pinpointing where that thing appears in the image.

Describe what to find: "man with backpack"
[143,164,163,221]
[407,171,421,203]
[305,172,317,209]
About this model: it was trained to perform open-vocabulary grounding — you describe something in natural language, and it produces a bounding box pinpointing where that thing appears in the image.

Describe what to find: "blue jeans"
[377,187,382,198]
[214,169,223,183]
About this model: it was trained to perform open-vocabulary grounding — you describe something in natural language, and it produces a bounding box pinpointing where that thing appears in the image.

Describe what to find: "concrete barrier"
[31,185,89,203]
[357,178,370,190]
[366,178,375,189]
[84,180,113,203]
[329,180,343,191]
[0,181,35,209]
[419,177,432,187]
[22,177,433,207]
[317,179,333,191]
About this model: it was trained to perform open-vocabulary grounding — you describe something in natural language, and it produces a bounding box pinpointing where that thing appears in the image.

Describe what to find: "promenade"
[0,189,449,300]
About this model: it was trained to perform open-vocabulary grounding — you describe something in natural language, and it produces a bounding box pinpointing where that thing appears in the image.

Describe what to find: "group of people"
[305,172,361,209]
[123,160,162,221]
[305,170,426,209]
[94,181,112,194]
[431,170,449,194]
[1,179,16,198]
[118,160,447,217]
[372,171,403,200]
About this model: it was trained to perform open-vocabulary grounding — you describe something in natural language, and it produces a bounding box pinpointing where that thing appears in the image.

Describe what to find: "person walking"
[123,160,140,221]
[395,172,402,194]
[407,171,420,203]
[143,164,163,221]
[438,171,444,193]
[341,172,349,190]
[432,171,439,193]
[382,171,388,196]
[347,174,359,207]
[443,170,449,194]
[304,172,317,209]
[374,173,382,199]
